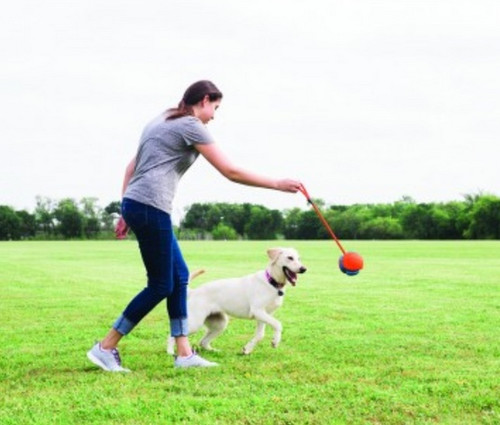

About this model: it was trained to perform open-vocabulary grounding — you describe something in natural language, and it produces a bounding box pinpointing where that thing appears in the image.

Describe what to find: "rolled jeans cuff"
[170,318,189,337]
[113,314,136,335]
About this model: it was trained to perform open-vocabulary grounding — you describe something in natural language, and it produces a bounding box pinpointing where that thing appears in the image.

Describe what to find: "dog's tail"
[189,269,205,282]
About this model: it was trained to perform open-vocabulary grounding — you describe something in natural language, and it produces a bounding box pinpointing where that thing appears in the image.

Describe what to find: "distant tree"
[400,203,465,239]
[16,210,37,239]
[465,195,500,239]
[182,203,218,232]
[35,196,55,236]
[220,203,252,237]
[296,210,323,239]
[427,204,457,239]
[359,217,404,239]
[80,197,101,238]
[400,195,416,204]
[104,201,121,215]
[400,203,432,239]
[463,192,483,207]
[282,208,303,239]
[440,201,468,239]
[182,202,252,237]
[54,198,84,238]
[245,206,283,240]
[310,198,326,209]
[369,203,395,218]
[211,223,238,240]
[326,206,371,239]
[100,201,121,233]
[0,205,22,240]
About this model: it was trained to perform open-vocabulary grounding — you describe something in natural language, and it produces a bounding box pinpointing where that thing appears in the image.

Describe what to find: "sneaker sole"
[174,361,219,369]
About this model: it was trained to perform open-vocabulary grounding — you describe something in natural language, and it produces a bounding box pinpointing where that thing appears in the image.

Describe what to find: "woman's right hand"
[276,179,303,193]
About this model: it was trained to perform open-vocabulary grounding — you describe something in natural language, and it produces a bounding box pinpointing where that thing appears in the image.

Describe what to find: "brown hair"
[166,80,223,120]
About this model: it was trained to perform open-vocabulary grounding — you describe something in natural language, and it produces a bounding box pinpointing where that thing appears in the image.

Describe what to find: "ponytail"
[166,80,223,121]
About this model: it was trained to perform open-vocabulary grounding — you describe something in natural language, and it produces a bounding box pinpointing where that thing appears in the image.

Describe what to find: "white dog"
[167,247,307,355]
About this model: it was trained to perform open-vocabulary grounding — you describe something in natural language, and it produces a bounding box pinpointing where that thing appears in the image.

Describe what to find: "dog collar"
[265,270,284,296]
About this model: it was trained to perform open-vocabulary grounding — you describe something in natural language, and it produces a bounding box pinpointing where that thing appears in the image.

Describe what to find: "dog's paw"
[241,346,252,355]
[201,345,219,352]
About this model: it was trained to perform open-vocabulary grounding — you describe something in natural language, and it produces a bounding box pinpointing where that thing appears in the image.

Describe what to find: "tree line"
[0,196,121,240]
[0,193,499,241]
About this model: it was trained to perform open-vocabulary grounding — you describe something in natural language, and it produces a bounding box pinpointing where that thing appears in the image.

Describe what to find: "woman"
[87,80,302,371]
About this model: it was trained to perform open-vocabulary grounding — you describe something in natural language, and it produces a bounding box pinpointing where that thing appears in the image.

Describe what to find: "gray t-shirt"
[124,114,215,214]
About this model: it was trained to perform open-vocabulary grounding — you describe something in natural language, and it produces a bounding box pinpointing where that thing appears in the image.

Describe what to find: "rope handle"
[297,183,346,255]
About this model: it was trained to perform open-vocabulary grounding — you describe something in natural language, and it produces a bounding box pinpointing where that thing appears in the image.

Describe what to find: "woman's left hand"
[115,216,129,239]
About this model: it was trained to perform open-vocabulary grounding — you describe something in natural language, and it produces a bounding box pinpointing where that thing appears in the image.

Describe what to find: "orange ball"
[342,252,364,271]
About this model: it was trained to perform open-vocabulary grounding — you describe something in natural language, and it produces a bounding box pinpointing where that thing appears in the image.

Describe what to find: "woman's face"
[197,96,221,124]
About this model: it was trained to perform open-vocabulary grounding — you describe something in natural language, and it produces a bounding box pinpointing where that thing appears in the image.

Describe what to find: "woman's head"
[167,80,223,122]
[182,80,222,106]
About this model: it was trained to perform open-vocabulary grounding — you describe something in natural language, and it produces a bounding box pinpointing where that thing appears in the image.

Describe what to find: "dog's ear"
[267,248,282,263]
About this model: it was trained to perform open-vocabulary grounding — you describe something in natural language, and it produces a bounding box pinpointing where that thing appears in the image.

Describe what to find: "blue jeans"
[113,198,189,337]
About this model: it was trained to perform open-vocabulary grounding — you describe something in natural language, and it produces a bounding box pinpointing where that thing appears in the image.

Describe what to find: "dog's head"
[267,247,307,286]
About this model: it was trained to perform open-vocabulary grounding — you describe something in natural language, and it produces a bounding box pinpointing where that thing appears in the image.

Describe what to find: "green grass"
[1,240,499,424]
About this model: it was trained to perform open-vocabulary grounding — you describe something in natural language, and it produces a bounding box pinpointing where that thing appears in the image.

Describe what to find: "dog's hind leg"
[242,321,266,355]
[166,336,176,355]
[200,313,228,351]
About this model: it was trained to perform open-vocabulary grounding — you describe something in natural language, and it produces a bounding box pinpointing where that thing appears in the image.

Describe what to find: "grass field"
[1,240,499,424]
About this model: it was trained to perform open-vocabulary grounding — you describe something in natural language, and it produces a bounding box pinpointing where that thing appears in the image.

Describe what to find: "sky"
[1,0,499,224]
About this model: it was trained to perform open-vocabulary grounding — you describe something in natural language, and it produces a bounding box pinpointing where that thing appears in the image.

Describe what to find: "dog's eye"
[287,256,294,260]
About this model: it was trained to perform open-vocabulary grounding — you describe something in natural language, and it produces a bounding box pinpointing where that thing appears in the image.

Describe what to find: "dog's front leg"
[249,310,282,351]
[242,321,266,355]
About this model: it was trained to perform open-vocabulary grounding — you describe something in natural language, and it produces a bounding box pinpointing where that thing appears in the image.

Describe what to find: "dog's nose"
[299,266,307,274]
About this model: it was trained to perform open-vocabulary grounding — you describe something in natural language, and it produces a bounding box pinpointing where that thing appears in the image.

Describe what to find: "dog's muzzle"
[283,266,307,286]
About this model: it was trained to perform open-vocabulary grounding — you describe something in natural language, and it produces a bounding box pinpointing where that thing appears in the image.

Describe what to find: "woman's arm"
[121,157,137,196]
[115,156,136,239]
[195,143,301,193]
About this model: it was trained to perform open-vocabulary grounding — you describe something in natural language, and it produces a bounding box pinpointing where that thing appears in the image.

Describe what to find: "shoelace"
[111,348,122,365]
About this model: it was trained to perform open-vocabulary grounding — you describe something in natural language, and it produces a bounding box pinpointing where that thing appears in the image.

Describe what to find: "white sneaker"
[87,342,131,373]
[174,352,218,368]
